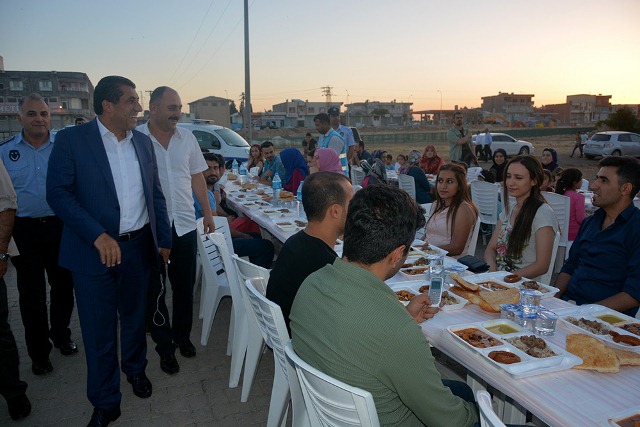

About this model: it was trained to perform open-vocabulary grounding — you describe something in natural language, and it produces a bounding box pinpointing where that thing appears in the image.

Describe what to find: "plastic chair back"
[580,178,590,192]
[466,216,482,257]
[350,167,365,186]
[467,167,483,182]
[471,181,500,226]
[476,390,506,427]
[542,192,570,247]
[284,342,380,427]
[397,174,416,200]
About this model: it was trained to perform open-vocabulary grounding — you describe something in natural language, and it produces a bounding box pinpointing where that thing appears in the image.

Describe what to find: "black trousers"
[147,225,197,354]
[0,277,27,401]
[11,216,74,362]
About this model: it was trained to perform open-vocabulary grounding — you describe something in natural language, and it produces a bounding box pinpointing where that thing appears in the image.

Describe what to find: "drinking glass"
[519,289,543,316]
[535,310,558,336]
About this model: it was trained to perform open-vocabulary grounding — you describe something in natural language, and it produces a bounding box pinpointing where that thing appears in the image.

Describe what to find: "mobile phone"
[428,277,444,307]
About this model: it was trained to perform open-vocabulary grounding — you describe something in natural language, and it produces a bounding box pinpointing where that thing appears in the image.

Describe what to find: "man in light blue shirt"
[257,140,285,184]
[328,106,355,164]
[0,94,77,377]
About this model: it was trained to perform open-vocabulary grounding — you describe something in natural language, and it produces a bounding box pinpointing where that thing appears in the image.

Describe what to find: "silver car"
[583,131,640,159]
[472,132,534,156]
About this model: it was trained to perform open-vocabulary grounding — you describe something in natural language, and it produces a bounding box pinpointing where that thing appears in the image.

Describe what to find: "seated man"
[266,172,353,332]
[195,154,274,268]
[257,141,285,185]
[290,185,479,427]
[556,156,640,317]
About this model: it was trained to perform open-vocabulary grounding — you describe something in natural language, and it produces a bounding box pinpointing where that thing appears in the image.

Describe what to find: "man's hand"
[263,170,272,178]
[202,215,215,234]
[94,232,121,267]
[406,293,440,323]
[158,248,171,264]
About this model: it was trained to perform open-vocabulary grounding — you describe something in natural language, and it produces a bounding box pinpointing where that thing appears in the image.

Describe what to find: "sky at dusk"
[2,0,639,113]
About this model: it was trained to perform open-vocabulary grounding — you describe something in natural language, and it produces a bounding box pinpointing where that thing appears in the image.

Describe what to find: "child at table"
[554,168,585,241]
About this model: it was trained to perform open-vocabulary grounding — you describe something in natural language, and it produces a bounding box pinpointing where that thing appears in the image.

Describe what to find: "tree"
[604,107,639,132]
[239,92,245,114]
[229,100,238,115]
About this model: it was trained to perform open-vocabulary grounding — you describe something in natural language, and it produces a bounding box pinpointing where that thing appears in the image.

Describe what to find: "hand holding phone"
[428,277,444,307]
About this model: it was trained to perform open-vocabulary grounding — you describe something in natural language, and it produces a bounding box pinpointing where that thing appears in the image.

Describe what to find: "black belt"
[16,215,58,223]
[118,224,149,242]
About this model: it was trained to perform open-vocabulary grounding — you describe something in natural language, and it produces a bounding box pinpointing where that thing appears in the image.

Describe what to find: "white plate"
[389,281,469,311]
[410,242,449,257]
[389,283,421,306]
[273,221,297,232]
[447,323,582,378]
[464,271,558,298]
[554,305,640,353]
[608,407,640,426]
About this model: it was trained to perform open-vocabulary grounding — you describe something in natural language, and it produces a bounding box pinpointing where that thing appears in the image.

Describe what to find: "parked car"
[583,131,640,159]
[472,132,534,156]
[177,123,250,163]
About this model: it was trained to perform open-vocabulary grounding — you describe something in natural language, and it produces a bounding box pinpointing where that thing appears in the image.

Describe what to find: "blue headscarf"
[279,148,309,185]
[542,148,559,172]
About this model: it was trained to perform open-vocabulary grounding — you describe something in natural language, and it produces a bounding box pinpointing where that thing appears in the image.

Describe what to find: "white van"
[177,123,250,163]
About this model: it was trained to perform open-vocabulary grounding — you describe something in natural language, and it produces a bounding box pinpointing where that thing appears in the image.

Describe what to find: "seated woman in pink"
[280,148,309,193]
[554,168,585,241]
[309,148,343,174]
[424,163,478,258]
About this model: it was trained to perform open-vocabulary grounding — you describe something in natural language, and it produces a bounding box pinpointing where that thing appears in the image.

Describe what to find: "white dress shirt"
[97,118,149,234]
[137,123,207,237]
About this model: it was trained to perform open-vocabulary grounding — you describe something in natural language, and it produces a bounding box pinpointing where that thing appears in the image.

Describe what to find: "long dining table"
[223,176,639,427]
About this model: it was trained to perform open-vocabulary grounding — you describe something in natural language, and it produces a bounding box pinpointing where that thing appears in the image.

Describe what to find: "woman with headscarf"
[404,150,432,204]
[540,148,560,173]
[309,148,343,174]
[489,148,507,183]
[361,158,387,187]
[279,148,309,193]
[396,153,408,174]
[419,145,445,175]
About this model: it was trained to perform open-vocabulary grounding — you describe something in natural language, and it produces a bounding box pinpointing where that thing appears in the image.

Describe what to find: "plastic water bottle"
[232,159,239,176]
[297,180,304,202]
[239,162,247,184]
[272,173,282,202]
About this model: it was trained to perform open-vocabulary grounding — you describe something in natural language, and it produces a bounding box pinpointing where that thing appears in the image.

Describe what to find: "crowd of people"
[0,82,639,427]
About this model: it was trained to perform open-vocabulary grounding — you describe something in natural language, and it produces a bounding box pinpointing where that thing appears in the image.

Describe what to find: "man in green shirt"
[290,185,479,427]
[447,111,477,166]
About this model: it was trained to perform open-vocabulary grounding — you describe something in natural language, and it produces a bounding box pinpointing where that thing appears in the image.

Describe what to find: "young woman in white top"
[425,163,478,258]
[485,155,558,280]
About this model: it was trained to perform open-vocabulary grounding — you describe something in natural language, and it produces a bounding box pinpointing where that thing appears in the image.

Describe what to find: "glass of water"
[427,255,445,280]
[535,310,558,336]
[519,289,543,316]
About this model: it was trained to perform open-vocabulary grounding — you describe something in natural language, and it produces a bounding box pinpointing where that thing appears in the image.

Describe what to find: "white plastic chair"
[244,278,309,427]
[415,203,432,240]
[470,181,500,244]
[467,166,483,182]
[543,192,570,272]
[539,231,561,285]
[284,342,381,427]
[580,178,590,192]
[350,167,365,186]
[476,390,506,427]
[634,199,640,209]
[397,173,416,200]
[207,233,248,390]
[232,255,270,402]
[194,217,234,304]
[196,221,231,348]
[465,216,482,257]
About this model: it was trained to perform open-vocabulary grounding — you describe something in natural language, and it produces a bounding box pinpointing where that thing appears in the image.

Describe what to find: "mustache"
[169,116,180,121]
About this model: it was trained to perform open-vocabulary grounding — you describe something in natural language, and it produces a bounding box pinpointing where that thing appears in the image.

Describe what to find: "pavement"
[0,263,275,426]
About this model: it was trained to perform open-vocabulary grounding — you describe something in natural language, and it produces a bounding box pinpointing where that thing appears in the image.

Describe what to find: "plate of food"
[274,221,297,232]
[608,407,640,427]
[410,241,449,257]
[463,271,559,298]
[447,273,520,313]
[555,305,640,353]
[399,266,429,278]
[448,323,582,378]
[417,284,469,311]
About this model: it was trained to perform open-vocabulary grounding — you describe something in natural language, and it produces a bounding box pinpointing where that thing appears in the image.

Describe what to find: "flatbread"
[478,288,520,312]
[566,334,620,373]
[449,273,479,292]
[612,347,640,366]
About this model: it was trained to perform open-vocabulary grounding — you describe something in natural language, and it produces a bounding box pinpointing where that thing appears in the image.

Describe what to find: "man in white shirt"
[328,106,355,164]
[137,87,214,373]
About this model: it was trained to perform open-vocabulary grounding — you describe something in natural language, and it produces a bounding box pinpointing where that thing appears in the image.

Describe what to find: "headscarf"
[315,148,343,174]
[490,148,507,182]
[407,149,421,169]
[279,148,309,185]
[542,148,559,172]
[419,145,443,174]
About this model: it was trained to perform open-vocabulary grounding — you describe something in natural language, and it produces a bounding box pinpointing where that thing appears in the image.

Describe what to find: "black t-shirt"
[266,230,337,332]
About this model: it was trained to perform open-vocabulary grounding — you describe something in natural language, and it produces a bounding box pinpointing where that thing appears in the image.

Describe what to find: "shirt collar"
[593,201,638,224]
[97,116,133,141]
[17,130,54,147]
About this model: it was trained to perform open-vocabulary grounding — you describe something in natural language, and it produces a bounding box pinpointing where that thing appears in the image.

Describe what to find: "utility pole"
[243,0,252,143]
[321,86,333,107]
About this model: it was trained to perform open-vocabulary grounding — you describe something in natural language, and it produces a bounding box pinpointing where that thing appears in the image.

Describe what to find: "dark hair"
[451,160,468,172]
[343,185,426,265]
[260,140,274,150]
[149,86,173,105]
[503,155,545,259]
[203,153,218,163]
[313,113,330,124]
[429,163,478,233]
[453,111,463,118]
[357,140,365,148]
[555,168,582,195]
[305,132,312,137]
[74,116,85,125]
[397,154,407,161]
[302,172,351,222]
[93,76,135,114]
[599,156,640,198]
[214,153,226,168]
[19,93,46,113]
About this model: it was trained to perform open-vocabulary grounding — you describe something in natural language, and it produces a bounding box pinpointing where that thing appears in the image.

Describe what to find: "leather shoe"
[175,338,196,358]
[32,359,53,376]
[126,373,152,398]
[53,339,79,356]
[160,354,180,375]
[87,406,121,427]
[7,394,31,420]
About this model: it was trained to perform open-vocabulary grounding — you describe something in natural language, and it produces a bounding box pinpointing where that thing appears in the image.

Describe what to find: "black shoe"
[160,354,180,375]
[32,359,53,376]
[126,373,152,398]
[175,338,196,358]
[7,394,31,420]
[87,406,121,427]
[53,339,79,356]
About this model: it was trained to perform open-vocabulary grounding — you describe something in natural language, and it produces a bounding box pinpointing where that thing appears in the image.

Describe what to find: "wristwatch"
[0,253,10,261]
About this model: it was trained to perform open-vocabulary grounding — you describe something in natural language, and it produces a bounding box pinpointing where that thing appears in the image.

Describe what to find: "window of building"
[10,80,23,91]
[43,97,58,104]
[307,107,314,113]
[319,107,325,113]
[39,81,53,91]
[6,97,17,104]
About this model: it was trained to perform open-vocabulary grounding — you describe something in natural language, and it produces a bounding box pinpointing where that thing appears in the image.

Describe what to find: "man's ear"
[389,245,406,266]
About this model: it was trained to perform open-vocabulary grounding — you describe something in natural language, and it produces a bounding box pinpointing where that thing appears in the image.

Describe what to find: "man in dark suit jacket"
[46,76,172,427]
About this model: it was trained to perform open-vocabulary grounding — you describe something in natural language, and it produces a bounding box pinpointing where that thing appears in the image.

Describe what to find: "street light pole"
[437,90,443,126]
